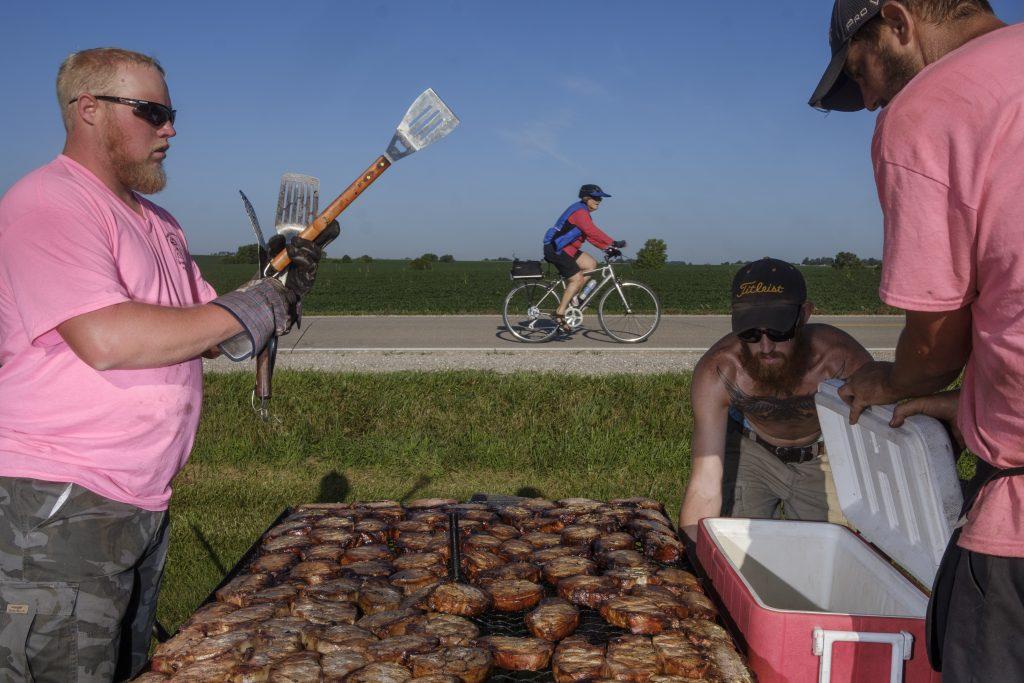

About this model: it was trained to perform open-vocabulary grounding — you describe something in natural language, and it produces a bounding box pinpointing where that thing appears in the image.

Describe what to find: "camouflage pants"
[0,477,169,682]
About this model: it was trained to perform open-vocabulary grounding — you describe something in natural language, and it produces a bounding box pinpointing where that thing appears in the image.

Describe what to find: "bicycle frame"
[544,259,629,312]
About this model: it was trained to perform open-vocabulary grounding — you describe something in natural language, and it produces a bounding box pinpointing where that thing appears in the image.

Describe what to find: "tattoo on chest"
[717,368,817,424]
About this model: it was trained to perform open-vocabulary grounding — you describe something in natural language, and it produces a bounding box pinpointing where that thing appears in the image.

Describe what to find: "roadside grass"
[194,257,894,315]
[160,370,694,632]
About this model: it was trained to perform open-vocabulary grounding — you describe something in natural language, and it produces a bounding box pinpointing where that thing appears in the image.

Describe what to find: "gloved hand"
[265,220,341,296]
[611,240,627,248]
[212,277,298,361]
[604,247,623,259]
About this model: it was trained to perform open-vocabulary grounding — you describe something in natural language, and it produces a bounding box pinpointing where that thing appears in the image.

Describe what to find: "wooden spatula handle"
[269,155,392,273]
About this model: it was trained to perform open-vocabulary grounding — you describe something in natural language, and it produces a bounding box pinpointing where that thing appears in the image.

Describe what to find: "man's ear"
[74,93,101,127]
[881,1,915,47]
[800,301,814,324]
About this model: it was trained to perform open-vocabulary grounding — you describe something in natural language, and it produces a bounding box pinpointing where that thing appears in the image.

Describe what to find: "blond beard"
[102,116,167,195]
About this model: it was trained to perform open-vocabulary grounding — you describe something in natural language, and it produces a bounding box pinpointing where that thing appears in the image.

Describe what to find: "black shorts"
[543,242,580,279]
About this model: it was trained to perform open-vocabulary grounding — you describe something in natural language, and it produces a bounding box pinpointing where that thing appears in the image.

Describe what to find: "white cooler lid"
[815,379,963,588]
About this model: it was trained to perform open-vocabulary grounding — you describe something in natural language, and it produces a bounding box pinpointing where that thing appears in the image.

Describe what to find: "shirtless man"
[679,258,873,541]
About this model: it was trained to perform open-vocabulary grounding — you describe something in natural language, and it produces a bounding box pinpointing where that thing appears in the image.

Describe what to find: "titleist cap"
[808,0,884,111]
[731,258,807,333]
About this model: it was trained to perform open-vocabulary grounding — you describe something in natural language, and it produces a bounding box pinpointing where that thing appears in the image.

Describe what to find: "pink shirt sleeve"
[876,162,978,312]
[0,206,129,344]
[570,208,614,250]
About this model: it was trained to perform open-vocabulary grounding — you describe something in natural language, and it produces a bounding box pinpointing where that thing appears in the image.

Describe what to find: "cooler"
[696,380,963,682]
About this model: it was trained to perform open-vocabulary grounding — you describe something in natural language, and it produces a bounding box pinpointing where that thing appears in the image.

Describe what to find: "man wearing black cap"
[809,1,1022,677]
[542,184,626,333]
[678,258,871,542]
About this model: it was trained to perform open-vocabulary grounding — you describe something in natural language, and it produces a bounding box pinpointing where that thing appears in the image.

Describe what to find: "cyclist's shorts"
[543,242,581,279]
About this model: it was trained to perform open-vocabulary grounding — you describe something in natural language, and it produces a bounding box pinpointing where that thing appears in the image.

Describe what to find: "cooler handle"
[812,628,913,683]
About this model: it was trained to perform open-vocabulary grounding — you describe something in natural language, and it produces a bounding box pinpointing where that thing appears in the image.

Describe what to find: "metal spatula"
[252,173,319,420]
[266,88,459,274]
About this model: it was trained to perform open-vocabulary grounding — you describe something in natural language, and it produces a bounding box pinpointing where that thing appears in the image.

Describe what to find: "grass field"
[160,370,694,632]
[194,257,896,315]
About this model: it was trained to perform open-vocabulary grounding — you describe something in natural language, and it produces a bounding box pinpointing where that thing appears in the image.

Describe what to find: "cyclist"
[543,184,626,332]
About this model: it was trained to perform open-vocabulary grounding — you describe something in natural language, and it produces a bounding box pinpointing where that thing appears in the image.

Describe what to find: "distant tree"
[341,254,352,263]
[222,243,260,264]
[833,251,863,269]
[862,257,882,267]
[409,257,431,270]
[802,256,835,266]
[635,239,668,270]
[495,256,511,262]
[420,253,439,262]
[356,255,373,263]
[439,254,455,263]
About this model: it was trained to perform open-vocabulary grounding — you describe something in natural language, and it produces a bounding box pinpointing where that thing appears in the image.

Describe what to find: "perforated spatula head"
[273,173,320,241]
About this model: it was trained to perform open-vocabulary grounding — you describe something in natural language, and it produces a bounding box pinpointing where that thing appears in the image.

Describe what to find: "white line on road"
[286,347,899,353]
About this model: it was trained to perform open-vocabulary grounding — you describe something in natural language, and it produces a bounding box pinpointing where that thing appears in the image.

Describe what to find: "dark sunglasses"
[68,95,176,127]
[737,323,798,344]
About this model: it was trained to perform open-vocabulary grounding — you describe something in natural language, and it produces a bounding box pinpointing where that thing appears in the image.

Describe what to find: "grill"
[171,495,739,682]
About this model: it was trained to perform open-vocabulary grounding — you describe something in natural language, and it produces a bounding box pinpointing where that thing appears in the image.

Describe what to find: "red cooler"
[697,380,962,683]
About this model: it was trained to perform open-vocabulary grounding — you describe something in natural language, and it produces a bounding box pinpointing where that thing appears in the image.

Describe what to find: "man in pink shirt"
[0,48,333,680]
[809,0,1022,678]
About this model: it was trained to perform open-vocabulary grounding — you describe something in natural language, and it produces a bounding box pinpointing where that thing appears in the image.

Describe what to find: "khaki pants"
[721,427,846,525]
[0,477,168,682]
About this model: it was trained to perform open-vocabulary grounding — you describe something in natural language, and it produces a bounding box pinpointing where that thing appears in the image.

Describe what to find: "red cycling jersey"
[560,208,614,257]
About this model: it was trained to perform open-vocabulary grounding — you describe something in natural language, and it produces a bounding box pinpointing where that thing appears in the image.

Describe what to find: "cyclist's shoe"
[553,314,574,334]
[570,295,581,308]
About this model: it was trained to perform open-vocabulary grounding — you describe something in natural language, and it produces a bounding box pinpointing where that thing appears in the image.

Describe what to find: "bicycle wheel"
[598,281,661,343]
[503,281,562,342]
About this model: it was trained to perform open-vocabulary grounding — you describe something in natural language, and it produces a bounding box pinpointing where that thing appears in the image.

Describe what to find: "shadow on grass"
[189,522,227,576]
[399,474,431,503]
[515,486,545,498]
[317,470,350,503]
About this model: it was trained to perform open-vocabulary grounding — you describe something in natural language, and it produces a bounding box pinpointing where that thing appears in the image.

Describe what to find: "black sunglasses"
[737,323,798,344]
[69,95,176,127]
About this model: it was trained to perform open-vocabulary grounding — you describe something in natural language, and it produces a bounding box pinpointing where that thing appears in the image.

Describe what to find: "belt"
[741,426,822,464]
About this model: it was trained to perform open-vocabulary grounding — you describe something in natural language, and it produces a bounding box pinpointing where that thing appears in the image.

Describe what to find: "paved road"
[204,315,903,375]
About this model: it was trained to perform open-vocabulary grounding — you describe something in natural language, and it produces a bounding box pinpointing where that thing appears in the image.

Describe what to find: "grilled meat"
[428,582,491,617]
[652,631,710,678]
[367,634,441,665]
[479,636,554,671]
[404,612,480,647]
[552,636,606,683]
[643,532,685,564]
[485,579,544,612]
[320,647,370,680]
[557,574,620,609]
[593,532,637,555]
[601,634,660,682]
[290,596,358,626]
[409,646,493,683]
[315,623,378,653]
[346,661,414,682]
[600,596,675,635]
[356,608,424,638]
[525,598,580,641]
[357,581,404,615]
[542,556,597,585]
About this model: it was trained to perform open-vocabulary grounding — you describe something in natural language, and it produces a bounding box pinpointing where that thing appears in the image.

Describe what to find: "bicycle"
[502,249,661,343]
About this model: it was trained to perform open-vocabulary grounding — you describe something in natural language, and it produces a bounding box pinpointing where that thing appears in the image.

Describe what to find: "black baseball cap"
[808,0,885,111]
[731,258,807,333]
[579,184,611,199]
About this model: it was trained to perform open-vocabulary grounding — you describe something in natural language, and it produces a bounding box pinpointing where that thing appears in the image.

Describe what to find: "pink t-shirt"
[0,155,218,511]
[873,23,1024,556]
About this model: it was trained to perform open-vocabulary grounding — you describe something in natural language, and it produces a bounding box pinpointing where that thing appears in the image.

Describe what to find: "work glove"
[611,240,627,248]
[212,277,298,361]
[265,220,341,297]
[604,247,623,259]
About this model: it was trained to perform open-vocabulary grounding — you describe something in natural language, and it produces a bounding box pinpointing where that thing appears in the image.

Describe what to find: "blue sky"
[2,1,1021,263]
